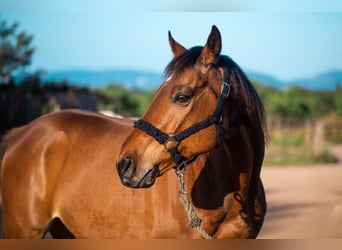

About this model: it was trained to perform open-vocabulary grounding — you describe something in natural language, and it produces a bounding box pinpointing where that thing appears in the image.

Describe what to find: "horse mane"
[164,46,268,141]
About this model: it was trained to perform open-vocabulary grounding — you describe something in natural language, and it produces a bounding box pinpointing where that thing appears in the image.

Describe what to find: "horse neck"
[185,102,262,209]
[185,140,239,210]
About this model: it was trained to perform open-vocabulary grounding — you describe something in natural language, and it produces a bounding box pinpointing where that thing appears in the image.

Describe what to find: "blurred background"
[1,0,342,238]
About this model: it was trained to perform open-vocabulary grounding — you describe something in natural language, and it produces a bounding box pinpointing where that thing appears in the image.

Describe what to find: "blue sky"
[1,0,342,81]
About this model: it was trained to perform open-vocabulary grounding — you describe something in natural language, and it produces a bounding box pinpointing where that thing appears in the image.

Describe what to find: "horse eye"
[173,93,191,104]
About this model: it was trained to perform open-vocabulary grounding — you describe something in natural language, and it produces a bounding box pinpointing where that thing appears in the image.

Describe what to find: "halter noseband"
[133,81,230,171]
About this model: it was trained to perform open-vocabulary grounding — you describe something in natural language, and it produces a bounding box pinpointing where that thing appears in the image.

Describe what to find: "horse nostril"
[118,156,134,178]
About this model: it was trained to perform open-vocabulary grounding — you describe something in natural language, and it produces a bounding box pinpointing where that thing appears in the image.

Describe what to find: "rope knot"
[188,217,202,228]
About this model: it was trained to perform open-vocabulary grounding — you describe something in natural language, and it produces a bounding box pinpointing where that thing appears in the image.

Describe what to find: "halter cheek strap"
[134,81,230,171]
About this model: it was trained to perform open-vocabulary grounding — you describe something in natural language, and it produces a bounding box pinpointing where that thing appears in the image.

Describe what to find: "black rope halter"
[134,81,230,171]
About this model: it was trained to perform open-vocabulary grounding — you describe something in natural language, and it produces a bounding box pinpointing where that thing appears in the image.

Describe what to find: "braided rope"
[178,194,212,239]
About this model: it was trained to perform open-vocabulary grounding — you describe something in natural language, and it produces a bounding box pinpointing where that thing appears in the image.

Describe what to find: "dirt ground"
[259,147,342,238]
[1,146,342,239]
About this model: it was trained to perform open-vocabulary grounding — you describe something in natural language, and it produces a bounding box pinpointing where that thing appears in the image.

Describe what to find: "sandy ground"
[258,145,342,239]
[259,163,342,239]
[1,146,342,239]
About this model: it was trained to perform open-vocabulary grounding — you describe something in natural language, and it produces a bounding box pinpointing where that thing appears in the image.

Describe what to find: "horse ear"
[168,31,187,57]
[198,25,222,70]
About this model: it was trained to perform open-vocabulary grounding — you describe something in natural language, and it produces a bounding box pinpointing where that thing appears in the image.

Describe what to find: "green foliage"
[96,84,155,117]
[252,81,339,120]
[264,148,336,166]
[271,132,303,147]
[253,81,341,165]
[0,16,34,75]
[325,119,342,144]
[264,132,337,166]
[335,83,342,117]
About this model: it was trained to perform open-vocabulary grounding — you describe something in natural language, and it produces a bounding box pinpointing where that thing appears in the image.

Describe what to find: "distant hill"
[288,70,342,91]
[43,68,342,91]
[246,71,287,89]
[43,69,164,91]
[247,70,342,90]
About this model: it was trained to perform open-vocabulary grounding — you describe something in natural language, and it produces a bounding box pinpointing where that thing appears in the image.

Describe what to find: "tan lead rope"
[176,169,213,239]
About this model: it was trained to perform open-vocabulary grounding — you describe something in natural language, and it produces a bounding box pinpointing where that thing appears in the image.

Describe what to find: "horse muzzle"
[116,156,159,188]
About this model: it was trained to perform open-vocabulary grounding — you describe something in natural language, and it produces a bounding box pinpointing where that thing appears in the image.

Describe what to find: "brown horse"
[116,25,267,238]
[0,25,266,239]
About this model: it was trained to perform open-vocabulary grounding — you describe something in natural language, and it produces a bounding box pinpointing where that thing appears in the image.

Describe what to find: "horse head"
[116,26,233,188]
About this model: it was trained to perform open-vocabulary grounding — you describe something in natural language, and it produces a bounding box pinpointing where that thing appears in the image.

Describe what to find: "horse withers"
[1,26,267,238]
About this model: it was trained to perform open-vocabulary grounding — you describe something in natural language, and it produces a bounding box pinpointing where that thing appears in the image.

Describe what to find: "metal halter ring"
[164,137,180,150]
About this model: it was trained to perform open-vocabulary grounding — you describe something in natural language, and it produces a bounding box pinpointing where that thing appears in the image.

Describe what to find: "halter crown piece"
[134,81,230,171]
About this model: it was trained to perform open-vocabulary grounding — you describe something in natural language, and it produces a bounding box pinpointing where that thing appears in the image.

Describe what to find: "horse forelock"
[164,46,203,79]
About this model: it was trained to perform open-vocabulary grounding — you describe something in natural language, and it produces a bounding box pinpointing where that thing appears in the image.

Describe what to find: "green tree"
[0,16,34,76]
[97,84,155,117]
[336,83,342,117]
